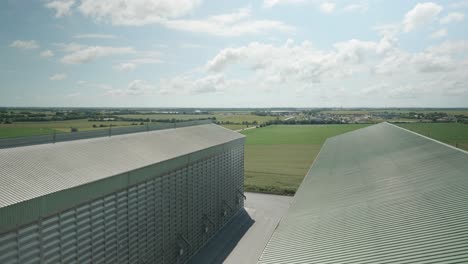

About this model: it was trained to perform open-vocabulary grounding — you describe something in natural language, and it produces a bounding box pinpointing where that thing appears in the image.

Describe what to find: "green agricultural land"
[397,123,468,151]
[240,124,370,195]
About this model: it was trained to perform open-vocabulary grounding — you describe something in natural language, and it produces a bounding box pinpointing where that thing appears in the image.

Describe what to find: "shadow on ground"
[188,208,255,264]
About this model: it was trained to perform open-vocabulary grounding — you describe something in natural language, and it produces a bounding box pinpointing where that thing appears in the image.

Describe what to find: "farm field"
[0,119,136,138]
[117,113,278,124]
[320,109,468,115]
[240,124,370,195]
[0,113,275,138]
[0,127,58,138]
[396,123,468,151]
[220,124,254,131]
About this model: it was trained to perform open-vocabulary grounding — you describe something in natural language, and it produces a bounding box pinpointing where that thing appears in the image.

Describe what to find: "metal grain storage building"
[0,123,245,264]
[258,122,468,264]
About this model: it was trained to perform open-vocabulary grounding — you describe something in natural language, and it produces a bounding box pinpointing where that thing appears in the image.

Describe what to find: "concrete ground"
[189,192,292,264]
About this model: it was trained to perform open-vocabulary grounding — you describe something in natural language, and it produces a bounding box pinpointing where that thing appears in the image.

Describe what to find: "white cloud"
[61,45,135,64]
[343,3,368,13]
[45,0,75,17]
[319,2,336,13]
[105,80,155,96]
[263,0,306,8]
[49,73,67,80]
[114,63,136,72]
[73,34,117,39]
[403,2,443,32]
[449,1,468,9]
[76,1,292,36]
[426,40,468,55]
[206,39,381,85]
[9,40,39,50]
[40,50,54,58]
[159,74,239,95]
[113,51,162,72]
[78,0,201,25]
[430,28,448,39]
[160,8,293,36]
[440,12,465,24]
[203,37,468,100]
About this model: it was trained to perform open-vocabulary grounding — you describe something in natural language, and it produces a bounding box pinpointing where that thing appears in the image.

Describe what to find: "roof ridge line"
[385,122,468,155]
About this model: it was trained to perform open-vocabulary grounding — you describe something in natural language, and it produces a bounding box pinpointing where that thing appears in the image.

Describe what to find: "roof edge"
[0,119,214,149]
[385,122,468,154]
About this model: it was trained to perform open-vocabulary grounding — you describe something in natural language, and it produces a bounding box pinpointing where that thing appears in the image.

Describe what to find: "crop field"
[320,109,468,115]
[0,128,58,138]
[240,124,370,195]
[0,119,135,138]
[0,113,274,138]
[117,113,278,124]
[220,124,254,131]
[396,123,468,151]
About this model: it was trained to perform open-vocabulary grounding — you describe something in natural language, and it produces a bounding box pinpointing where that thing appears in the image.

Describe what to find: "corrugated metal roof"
[258,122,468,264]
[0,124,244,209]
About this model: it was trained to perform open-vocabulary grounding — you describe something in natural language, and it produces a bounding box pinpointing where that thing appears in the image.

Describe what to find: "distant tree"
[92,124,97,128]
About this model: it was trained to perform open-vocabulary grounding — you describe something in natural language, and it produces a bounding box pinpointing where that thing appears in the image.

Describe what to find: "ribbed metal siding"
[0,142,244,264]
[258,123,468,264]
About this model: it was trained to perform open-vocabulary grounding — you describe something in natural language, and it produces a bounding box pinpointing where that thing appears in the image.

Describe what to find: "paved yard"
[189,192,292,264]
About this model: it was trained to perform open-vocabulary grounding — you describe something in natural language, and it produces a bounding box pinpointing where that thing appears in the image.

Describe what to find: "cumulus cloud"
[45,0,75,17]
[113,51,162,72]
[440,12,465,24]
[319,2,336,13]
[71,1,293,36]
[49,73,67,80]
[263,0,306,8]
[73,34,117,39]
[203,36,468,100]
[105,80,155,96]
[40,50,54,58]
[159,8,293,36]
[159,74,239,95]
[426,40,468,55]
[10,40,39,50]
[343,3,368,13]
[403,2,443,32]
[60,45,135,64]
[113,63,136,72]
[78,0,201,25]
[206,38,383,80]
[430,28,448,39]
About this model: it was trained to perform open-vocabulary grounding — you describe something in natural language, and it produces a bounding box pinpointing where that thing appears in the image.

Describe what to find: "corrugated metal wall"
[0,143,244,264]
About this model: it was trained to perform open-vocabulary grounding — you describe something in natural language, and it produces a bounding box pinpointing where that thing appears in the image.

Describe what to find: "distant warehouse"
[258,122,468,264]
[0,123,245,263]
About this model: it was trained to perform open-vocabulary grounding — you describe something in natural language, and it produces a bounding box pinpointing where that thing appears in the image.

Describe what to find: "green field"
[396,123,468,151]
[0,127,58,138]
[220,124,254,131]
[0,119,136,138]
[240,124,370,195]
[0,113,275,138]
[118,113,278,124]
[320,109,468,115]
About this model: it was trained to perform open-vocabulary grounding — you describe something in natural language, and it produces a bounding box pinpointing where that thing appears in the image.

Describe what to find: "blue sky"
[1,0,467,107]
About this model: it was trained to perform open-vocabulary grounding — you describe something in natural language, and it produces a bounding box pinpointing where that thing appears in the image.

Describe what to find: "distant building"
[0,124,245,263]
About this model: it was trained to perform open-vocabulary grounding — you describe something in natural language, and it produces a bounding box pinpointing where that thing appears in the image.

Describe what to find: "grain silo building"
[258,122,468,264]
[0,123,245,264]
